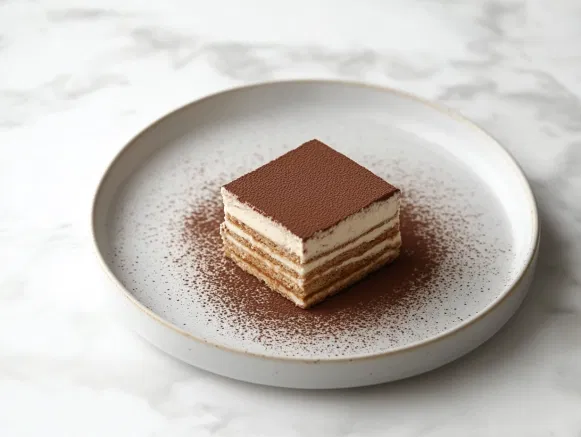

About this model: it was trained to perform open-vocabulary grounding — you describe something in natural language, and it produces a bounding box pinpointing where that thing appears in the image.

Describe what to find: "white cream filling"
[225,214,399,276]
[222,188,400,262]
[222,188,303,255]
[304,193,400,260]
[224,231,401,287]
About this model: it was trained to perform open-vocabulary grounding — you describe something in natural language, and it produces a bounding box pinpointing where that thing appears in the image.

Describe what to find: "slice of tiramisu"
[220,139,401,309]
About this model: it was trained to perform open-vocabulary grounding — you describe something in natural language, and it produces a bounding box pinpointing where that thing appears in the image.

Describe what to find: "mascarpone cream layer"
[222,188,400,262]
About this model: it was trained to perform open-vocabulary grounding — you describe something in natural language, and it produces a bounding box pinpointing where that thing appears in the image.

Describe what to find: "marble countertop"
[2,0,581,435]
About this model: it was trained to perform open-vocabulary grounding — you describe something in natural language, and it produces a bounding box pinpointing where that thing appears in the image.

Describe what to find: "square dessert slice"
[220,139,401,309]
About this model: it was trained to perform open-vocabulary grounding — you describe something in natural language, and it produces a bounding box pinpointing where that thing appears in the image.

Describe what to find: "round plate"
[92,80,538,389]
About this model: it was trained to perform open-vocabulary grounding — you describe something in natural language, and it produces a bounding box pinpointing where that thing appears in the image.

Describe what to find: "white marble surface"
[1,0,581,435]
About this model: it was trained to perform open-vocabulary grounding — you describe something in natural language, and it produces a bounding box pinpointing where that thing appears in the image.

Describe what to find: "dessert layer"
[224,237,400,297]
[221,218,400,279]
[224,245,398,309]
[222,140,399,240]
[222,189,400,262]
[221,225,401,296]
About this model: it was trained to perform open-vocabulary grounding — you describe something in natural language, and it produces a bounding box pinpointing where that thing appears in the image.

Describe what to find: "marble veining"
[1,0,581,435]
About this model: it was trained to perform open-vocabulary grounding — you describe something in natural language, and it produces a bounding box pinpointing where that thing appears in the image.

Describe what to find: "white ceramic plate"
[92,80,538,389]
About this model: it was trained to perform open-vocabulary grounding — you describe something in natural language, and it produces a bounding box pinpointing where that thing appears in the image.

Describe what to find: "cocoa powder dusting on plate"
[177,190,449,350]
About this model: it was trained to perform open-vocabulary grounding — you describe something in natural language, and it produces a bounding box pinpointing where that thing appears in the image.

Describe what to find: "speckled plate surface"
[92,80,538,389]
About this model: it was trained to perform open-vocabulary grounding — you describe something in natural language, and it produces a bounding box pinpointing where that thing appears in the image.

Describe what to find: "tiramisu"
[220,139,401,308]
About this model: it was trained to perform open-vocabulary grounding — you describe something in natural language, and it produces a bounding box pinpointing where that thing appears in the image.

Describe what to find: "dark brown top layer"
[223,139,399,239]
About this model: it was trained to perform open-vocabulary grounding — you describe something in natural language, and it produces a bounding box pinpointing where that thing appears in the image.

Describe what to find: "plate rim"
[91,79,540,363]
